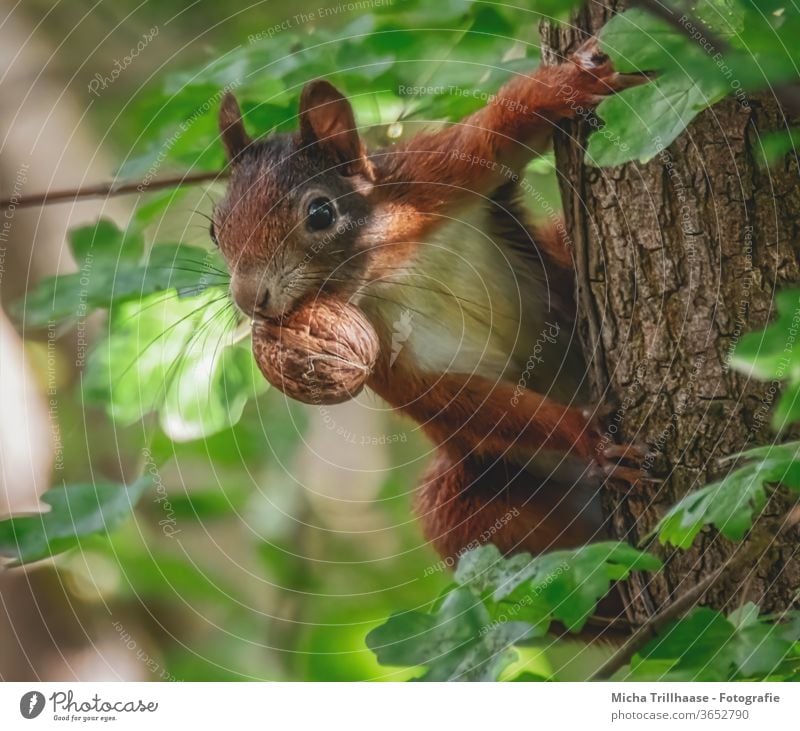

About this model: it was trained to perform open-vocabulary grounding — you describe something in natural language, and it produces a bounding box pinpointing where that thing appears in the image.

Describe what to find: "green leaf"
[453,543,531,595]
[493,0,582,21]
[587,74,728,167]
[635,608,736,680]
[773,382,800,432]
[628,605,800,680]
[587,8,732,166]
[758,128,800,165]
[160,338,266,442]
[657,478,760,547]
[14,219,222,329]
[590,5,800,166]
[508,671,549,681]
[658,441,800,548]
[731,289,800,380]
[730,288,800,431]
[519,543,661,631]
[366,586,531,681]
[728,601,760,630]
[457,542,660,632]
[69,218,143,263]
[0,478,151,565]
[119,0,544,177]
[369,542,660,679]
[692,0,746,39]
[366,610,440,668]
[599,8,699,75]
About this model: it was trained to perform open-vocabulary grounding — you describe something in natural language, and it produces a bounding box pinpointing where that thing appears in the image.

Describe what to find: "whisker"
[169,256,229,275]
[110,288,219,329]
[170,299,230,380]
[201,188,219,210]
[205,303,240,404]
[147,296,236,413]
[147,264,227,275]
[149,258,230,278]
[192,210,215,225]
[147,267,230,288]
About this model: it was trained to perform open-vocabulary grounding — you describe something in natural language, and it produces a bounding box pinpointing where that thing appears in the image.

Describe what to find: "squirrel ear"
[219,92,252,161]
[299,80,371,177]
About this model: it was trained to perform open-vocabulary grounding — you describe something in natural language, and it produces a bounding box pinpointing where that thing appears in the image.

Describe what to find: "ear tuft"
[299,80,370,177]
[219,92,252,161]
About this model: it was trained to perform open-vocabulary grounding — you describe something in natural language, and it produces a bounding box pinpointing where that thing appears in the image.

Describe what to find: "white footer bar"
[0,682,793,729]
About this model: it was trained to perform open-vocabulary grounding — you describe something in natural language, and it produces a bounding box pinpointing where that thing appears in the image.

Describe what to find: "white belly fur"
[362,207,550,383]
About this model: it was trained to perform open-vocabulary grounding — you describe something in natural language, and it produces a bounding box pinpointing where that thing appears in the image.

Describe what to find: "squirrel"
[211,38,650,567]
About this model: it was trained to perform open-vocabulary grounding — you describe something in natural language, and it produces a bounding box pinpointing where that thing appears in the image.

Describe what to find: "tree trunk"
[541,3,800,627]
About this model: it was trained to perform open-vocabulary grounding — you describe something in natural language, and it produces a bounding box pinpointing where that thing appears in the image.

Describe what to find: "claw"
[608,70,654,93]
[597,439,659,492]
[601,462,659,489]
[603,441,650,464]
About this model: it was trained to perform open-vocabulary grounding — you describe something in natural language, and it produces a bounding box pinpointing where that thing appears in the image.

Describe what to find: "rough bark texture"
[542,3,800,626]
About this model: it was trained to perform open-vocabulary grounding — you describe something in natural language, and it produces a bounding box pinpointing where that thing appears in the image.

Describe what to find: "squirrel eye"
[307,197,336,231]
[209,221,219,247]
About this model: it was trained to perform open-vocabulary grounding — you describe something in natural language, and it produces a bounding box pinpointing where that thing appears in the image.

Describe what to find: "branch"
[589,555,731,680]
[5,3,796,216]
[0,169,228,212]
[631,0,730,49]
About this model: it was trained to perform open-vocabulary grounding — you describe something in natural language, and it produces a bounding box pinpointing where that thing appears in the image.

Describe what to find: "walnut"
[251,296,380,405]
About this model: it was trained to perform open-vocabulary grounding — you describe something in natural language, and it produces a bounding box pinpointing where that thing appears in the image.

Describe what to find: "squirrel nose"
[230,272,270,318]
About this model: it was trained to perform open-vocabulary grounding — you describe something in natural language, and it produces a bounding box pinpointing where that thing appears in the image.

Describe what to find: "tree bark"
[541,2,800,626]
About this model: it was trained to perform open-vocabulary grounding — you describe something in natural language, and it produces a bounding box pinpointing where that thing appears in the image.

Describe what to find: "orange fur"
[370,366,595,462]
[414,450,603,562]
[376,53,637,224]
[358,48,641,559]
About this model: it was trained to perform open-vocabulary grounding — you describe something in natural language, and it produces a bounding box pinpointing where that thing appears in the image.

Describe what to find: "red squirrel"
[211,38,648,565]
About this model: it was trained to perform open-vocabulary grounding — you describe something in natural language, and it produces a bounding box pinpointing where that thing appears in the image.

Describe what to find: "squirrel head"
[212,81,391,322]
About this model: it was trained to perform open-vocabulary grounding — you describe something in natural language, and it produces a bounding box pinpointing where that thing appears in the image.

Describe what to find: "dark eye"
[209,221,218,247]
[307,197,336,231]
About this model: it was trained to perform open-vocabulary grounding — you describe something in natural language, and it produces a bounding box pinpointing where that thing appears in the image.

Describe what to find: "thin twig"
[0,169,228,211]
[631,0,730,50]
[4,3,796,215]
[589,556,732,680]
[589,511,797,681]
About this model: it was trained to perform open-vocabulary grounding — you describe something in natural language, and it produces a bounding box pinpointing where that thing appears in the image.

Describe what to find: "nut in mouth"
[250,294,380,405]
